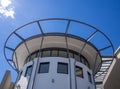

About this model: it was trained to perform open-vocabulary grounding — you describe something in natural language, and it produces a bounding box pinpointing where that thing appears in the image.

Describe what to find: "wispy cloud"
[0,0,15,19]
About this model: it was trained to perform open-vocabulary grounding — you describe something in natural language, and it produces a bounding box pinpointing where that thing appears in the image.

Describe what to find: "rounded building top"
[4,18,114,76]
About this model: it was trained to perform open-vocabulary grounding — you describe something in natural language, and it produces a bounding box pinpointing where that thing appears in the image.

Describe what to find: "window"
[38,62,49,73]
[42,50,51,57]
[57,63,68,74]
[25,65,32,77]
[59,50,67,57]
[86,61,90,68]
[75,66,83,78]
[69,52,73,58]
[74,54,80,61]
[87,72,92,83]
[51,50,58,56]
[81,56,85,64]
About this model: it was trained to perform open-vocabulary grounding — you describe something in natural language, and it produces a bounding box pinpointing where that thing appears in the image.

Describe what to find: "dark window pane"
[59,50,67,58]
[51,50,58,56]
[74,54,80,61]
[75,66,83,78]
[25,65,32,77]
[81,56,85,64]
[57,63,68,74]
[84,60,87,65]
[31,54,36,60]
[69,52,73,58]
[38,62,49,73]
[42,51,51,57]
[86,61,90,68]
[87,72,92,83]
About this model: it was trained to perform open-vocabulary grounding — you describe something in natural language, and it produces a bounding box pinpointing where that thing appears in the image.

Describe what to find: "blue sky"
[0,0,120,82]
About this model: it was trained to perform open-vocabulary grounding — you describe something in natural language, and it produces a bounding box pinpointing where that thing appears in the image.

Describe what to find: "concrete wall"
[15,57,95,89]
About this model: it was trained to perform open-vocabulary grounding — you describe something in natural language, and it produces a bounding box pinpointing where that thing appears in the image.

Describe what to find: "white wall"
[15,57,95,89]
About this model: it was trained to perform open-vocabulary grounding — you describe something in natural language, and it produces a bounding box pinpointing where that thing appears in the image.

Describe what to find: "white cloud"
[1,0,11,8]
[0,0,15,19]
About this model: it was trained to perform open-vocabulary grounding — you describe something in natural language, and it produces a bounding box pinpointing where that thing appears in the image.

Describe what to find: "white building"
[2,18,115,89]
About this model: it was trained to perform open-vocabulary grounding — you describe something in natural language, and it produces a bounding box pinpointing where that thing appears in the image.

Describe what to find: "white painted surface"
[75,61,95,89]
[34,57,70,89]
[15,57,95,89]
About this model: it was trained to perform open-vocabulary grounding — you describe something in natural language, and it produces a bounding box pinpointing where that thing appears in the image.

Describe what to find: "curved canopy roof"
[4,18,114,77]
[12,33,101,74]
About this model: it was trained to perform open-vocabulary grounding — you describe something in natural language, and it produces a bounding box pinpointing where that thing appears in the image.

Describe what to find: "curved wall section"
[4,18,114,87]
[13,35,101,74]
[26,48,90,69]
[15,57,95,89]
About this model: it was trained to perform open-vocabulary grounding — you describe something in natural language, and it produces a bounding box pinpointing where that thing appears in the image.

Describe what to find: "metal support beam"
[94,62,102,75]
[65,20,71,34]
[93,53,99,75]
[5,46,14,51]
[32,36,44,89]
[87,30,98,41]
[37,21,44,35]
[65,36,72,89]
[65,21,72,89]
[80,30,98,54]
[14,32,31,60]
[14,52,19,71]
[99,45,112,52]
[14,32,25,41]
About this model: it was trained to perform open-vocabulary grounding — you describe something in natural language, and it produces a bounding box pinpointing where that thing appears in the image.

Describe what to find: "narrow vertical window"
[38,62,49,73]
[87,72,92,83]
[81,56,85,64]
[75,66,83,78]
[74,54,80,61]
[69,52,73,58]
[42,50,51,57]
[25,65,32,77]
[57,63,68,74]
[51,50,58,57]
[59,50,67,58]
[86,61,90,68]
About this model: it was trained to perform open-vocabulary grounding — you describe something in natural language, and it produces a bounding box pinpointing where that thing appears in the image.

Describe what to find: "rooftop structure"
[3,18,114,89]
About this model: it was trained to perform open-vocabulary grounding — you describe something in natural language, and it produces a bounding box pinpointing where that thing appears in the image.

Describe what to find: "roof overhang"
[13,33,101,74]
[4,18,114,78]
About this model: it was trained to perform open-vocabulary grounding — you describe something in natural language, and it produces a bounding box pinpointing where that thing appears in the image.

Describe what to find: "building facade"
[3,18,114,89]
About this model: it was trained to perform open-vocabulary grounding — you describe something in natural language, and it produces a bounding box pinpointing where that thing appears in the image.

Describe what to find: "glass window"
[42,50,51,57]
[69,52,73,58]
[84,60,87,65]
[81,56,85,64]
[59,50,67,57]
[25,65,32,77]
[38,62,49,73]
[57,63,68,74]
[51,50,58,56]
[86,61,90,68]
[75,66,83,78]
[74,54,80,61]
[87,72,92,83]
[31,54,36,59]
